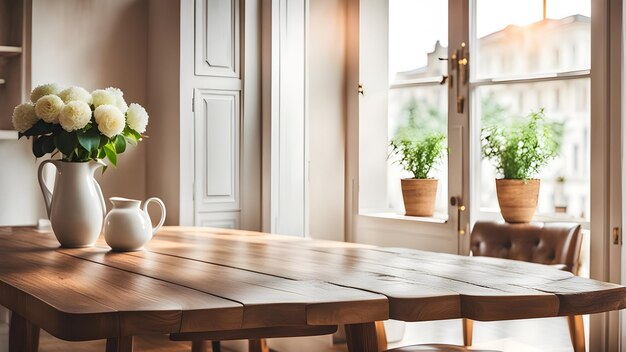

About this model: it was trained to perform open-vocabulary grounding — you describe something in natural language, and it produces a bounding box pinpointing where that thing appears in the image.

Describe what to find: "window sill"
[361,211,448,224]
[478,208,589,230]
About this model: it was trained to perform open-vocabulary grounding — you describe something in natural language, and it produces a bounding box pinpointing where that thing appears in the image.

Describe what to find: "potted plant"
[390,132,446,217]
[481,109,560,223]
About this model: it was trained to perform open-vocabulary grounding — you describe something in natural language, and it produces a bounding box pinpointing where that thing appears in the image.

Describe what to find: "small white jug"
[103,197,166,251]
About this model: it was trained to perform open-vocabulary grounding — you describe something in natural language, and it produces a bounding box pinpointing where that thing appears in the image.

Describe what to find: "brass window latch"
[613,227,622,245]
[441,43,469,113]
[450,196,466,235]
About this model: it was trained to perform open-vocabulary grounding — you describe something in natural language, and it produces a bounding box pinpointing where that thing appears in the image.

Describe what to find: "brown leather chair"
[464,221,584,352]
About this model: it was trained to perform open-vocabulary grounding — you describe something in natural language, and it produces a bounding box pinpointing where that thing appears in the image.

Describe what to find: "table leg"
[249,339,269,352]
[211,341,221,352]
[345,322,379,352]
[106,336,133,352]
[191,340,208,352]
[9,312,39,352]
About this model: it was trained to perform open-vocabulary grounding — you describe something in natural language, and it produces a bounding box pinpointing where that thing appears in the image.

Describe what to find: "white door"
[349,0,469,254]
[185,0,262,231]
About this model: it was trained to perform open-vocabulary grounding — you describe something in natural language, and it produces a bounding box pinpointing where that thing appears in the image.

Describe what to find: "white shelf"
[0,46,22,57]
[0,130,18,140]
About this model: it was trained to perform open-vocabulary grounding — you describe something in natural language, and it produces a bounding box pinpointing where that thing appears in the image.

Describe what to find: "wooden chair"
[464,221,584,352]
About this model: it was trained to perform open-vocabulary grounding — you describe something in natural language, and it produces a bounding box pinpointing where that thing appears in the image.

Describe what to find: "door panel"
[195,0,240,77]
[194,88,241,214]
[196,211,240,229]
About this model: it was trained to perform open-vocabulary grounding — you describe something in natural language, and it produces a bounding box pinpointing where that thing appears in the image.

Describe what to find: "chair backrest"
[470,221,583,274]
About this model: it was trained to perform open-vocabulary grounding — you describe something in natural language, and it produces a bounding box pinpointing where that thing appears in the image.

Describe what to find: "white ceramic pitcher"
[103,197,166,251]
[38,160,107,248]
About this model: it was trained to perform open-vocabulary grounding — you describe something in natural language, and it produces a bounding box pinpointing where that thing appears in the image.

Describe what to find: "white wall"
[31,0,148,203]
[307,0,347,241]
[146,0,180,225]
[0,139,45,226]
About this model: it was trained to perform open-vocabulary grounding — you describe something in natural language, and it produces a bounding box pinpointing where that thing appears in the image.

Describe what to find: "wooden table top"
[1,226,625,342]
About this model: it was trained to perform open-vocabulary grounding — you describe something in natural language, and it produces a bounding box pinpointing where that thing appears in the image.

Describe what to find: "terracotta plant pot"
[401,179,438,217]
[495,179,540,223]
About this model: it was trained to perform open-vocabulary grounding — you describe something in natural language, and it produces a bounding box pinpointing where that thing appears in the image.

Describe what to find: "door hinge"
[192,96,195,112]
[613,227,622,245]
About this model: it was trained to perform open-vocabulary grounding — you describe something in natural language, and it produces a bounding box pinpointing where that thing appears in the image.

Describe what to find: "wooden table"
[1,226,625,352]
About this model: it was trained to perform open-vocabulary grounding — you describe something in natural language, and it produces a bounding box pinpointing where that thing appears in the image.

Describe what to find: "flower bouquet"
[11,83,150,247]
[12,83,148,168]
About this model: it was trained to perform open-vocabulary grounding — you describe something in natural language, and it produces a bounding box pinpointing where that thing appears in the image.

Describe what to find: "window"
[353,0,594,254]
[473,0,591,222]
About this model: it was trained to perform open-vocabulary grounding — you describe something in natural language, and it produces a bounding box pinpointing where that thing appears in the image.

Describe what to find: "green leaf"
[124,135,137,146]
[97,148,106,159]
[114,135,126,153]
[76,146,90,161]
[76,128,100,152]
[41,135,56,154]
[54,131,78,157]
[32,136,45,158]
[22,120,62,136]
[77,127,101,152]
[123,126,141,145]
[99,134,109,148]
[103,142,117,167]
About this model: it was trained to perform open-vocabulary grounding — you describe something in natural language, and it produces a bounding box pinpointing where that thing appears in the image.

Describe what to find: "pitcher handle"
[93,179,106,220]
[143,197,166,235]
[37,160,57,218]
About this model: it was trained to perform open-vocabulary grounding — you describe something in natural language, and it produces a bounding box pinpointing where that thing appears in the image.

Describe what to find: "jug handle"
[93,180,106,219]
[37,160,57,218]
[143,197,166,235]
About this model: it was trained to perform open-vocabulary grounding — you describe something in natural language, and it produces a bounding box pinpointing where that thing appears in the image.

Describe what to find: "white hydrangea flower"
[35,94,64,124]
[12,103,39,133]
[126,103,149,133]
[94,104,125,138]
[105,87,128,113]
[59,101,92,132]
[91,89,117,108]
[59,86,92,104]
[30,83,62,103]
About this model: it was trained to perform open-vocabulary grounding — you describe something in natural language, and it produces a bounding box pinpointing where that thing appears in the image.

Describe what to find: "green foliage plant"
[20,121,141,169]
[481,108,560,180]
[390,132,447,179]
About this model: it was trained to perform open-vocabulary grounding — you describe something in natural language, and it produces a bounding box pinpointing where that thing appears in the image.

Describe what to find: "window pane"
[388,86,448,217]
[475,0,590,78]
[477,78,590,220]
[389,0,448,81]
[388,0,448,218]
